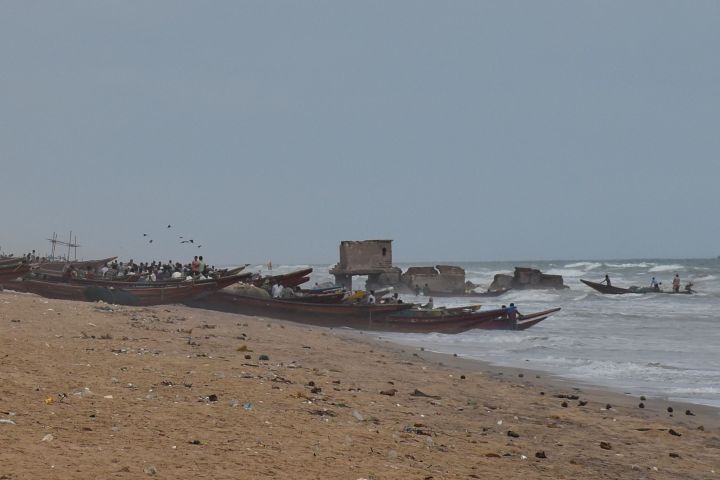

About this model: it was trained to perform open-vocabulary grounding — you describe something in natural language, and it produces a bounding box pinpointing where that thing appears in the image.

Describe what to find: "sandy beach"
[1,290,718,479]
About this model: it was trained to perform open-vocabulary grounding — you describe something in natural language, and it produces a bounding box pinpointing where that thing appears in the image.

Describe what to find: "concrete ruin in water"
[330,240,568,293]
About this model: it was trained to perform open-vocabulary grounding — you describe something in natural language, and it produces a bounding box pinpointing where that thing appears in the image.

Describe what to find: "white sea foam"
[604,262,653,268]
[648,264,684,273]
[564,262,603,270]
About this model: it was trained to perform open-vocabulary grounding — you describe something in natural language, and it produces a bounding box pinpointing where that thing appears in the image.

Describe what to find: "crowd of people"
[59,256,220,282]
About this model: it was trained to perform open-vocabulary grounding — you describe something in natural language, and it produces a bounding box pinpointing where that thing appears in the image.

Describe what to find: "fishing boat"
[0,261,31,283]
[429,288,511,298]
[9,273,247,306]
[68,271,253,288]
[252,268,313,288]
[580,279,693,295]
[33,256,118,278]
[186,292,560,333]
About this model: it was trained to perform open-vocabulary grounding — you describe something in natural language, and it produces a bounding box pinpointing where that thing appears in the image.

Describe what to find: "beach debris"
[403,425,432,436]
[485,453,501,458]
[352,410,364,422]
[189,440,202,445]
[539,391,545,396]
[605,404,612,410]
[460,375,466,380]
[518,373,524,378]
[244,354,251,360]
[228,399,239,408]
[561,401,568,408]
[208,394,218,402]
[638,403,645,408]
[535,451,547,459]
[258,354,270,361]
[669,452,681,458]
[668,429,681,437]
[41,434,54,442]
[697,425,705,431]
[578,400,588,406]
[507,430,520,438]
[310,387,322,394]
[236,345,252,352]
[640,395,646,401]
[44,396,54,405]
[599,441,612,450]
[380,388,397,396]
[242,403,254,411]
[410,389,441,399]
[555,394,579,400]
[685,409,695,416]
[143,465,158,476]
[0,419,16,425]
[309,409,336,417]
[667,406,674,413]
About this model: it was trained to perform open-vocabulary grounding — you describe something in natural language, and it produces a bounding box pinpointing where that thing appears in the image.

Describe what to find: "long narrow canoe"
[10,274,246,306]
[580,279,693,295]
[68,272,252,288]
[186,292,560,333]
[252,268,313,288]
[33,256,118,277]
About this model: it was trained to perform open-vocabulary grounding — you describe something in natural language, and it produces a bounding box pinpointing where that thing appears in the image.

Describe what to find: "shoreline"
[1,290,719,478]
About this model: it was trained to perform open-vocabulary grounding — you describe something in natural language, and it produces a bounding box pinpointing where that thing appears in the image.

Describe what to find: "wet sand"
[1,290,719,479]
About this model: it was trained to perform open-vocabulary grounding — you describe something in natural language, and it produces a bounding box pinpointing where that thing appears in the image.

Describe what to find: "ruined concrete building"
[401,265,466,294]
[490,267,567,291]
[329,240,401,290]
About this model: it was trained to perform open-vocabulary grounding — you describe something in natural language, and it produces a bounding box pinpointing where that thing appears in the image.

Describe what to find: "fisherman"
[650,276,660,291]
[422,297,434,309]
[601,274,612,287]
[672,274,681,293]
[506,303,522,330]
[191,256,200,276]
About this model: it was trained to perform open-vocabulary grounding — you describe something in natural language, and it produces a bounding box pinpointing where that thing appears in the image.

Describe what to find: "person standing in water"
[672,274,681,293]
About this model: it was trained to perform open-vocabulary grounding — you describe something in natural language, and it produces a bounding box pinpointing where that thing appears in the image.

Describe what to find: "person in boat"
[650,276,660,292]
[672,274,681,293]
[421,297,434,309]
[601,274,611,287]
[84,265,95,280]
[191,256,201,276]
[366,290,376,305]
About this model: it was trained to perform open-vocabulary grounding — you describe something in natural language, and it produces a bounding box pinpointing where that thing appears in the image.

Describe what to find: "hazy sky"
[2,1,719,264]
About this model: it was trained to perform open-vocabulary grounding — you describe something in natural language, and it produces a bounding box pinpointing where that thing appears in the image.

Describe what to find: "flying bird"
[167,225,171,228]
[143,233,147,237]
[149,240,153,243]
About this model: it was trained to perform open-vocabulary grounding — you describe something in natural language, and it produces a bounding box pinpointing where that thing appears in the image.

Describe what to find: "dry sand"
[0,290,719,479]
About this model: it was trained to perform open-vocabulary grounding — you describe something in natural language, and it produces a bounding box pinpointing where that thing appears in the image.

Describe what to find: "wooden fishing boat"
[186,292,561,333]
[33,256,118,278]
[252,268,313,288]
[0,262,31,283]
[10,274,247,306]
[281,290,347,304]
[68,271,252,288]
[429,288,511,298]
[580,279,693,295]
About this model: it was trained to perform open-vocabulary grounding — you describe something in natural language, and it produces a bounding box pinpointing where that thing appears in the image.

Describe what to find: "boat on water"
[580,279,694,295]
[8,273,247,306]
[429,288,511,298]
[186,292,560,333]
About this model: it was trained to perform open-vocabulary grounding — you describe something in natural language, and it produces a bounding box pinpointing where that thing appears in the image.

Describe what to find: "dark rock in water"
[561,401,568,408]
[599,441,612,450]
[453,353,458,357]
[667,406,674,413]
[208,394,218,402]
[507,430,520,438]
[638,403,645,409]
[380,388,397,396]
[578,400,588,406]
[685,409,695,416]
[668,429,681,436]
[535,451,547,459]
[640,395,646,401]
[258,354,269,361]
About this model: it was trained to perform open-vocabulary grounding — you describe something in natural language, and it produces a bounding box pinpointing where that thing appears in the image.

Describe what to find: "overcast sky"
[2,1,719,264]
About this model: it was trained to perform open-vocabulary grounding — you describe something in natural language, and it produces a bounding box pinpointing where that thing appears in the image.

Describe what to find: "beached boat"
[68,271,253,288]
[580,279,693,295]
[252,268,313,288]
[9,274,247,306]
[186,292,560,333]
[0,261,31,283]
[33,256,118,278]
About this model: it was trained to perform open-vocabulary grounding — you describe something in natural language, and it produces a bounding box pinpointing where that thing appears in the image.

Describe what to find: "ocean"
[251,259,720,408]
